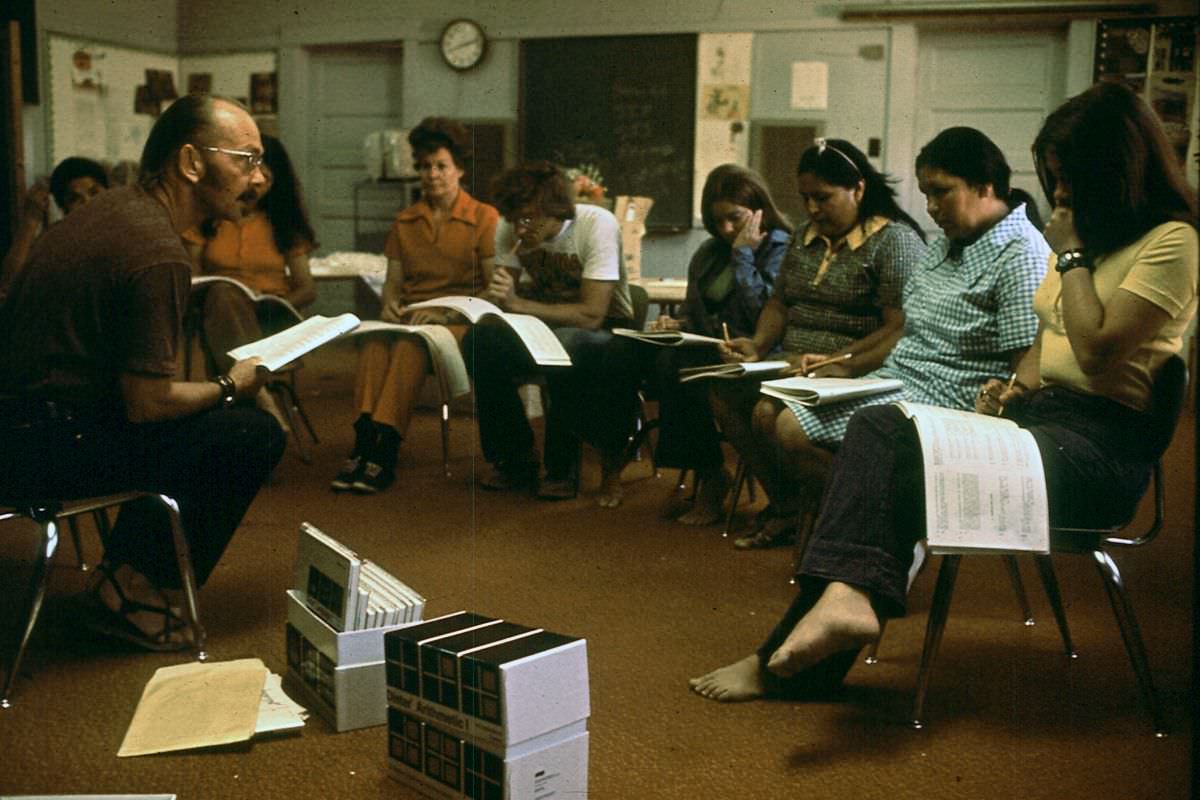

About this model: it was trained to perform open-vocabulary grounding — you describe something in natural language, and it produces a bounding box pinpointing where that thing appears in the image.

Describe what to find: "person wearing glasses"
[690,83,1195,706]
[464,161,634,501]
[331,117,499,494]
[183,134,317,421]
[713,138,928,548]
[0,94,284,652]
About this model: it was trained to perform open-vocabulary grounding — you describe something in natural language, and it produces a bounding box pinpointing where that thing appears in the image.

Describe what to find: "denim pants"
[464,323,627,478]
[757,390,1156,692]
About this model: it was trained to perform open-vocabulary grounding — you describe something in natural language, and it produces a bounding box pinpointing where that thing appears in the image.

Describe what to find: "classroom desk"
[642,278,688,318]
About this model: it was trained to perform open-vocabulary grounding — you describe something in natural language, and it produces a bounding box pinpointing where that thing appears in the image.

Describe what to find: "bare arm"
[284,252,317,309]
[488,270,613,330]
[749,295,788,357]
[120,357,267,423]
[802,307,907,377]
[0,183,49,293]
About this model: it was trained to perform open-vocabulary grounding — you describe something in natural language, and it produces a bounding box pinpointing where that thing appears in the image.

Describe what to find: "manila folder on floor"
[897,402,1049,554]
[117,658,269,757]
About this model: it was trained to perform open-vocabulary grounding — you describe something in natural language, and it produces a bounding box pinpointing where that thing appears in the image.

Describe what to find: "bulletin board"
[520,34,697,231]
[47,34,277,171]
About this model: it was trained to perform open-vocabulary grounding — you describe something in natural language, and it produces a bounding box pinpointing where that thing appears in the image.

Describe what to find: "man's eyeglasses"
[198,146,265,172]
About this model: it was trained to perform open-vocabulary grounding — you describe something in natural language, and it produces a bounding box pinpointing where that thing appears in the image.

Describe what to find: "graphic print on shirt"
[517,247,585,304]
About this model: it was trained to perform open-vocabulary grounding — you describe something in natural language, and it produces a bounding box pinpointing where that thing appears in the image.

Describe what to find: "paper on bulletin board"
[790,61,828,110]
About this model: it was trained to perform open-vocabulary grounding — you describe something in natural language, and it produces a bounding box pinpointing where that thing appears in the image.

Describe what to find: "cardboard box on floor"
[614,195,653,286]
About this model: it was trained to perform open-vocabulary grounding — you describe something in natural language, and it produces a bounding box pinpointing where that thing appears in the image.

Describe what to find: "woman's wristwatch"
[1055,248,1093,274]
[212,374,237,409]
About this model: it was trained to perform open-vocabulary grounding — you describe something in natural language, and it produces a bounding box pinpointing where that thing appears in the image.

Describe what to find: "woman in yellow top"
[185,133,317,373]
[331,117,499,494]
[691,82,1197,704]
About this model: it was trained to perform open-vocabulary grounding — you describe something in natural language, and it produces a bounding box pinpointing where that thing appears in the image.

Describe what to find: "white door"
[912,28,1068,231]
[306,45,404,253]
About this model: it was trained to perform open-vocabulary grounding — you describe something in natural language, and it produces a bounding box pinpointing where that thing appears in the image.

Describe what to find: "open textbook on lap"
[759,375,904,406]
[343,321,471,397]
[678,360,791,383]
[406,295,572,367]
[227,313,362,371]
[897,402,1049,554]
[191,275,302,320]
[612,328,725,347]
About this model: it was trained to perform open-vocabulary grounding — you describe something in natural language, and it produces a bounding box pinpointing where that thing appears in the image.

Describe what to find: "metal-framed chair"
[906,355,1188,735]
[2,491,208,707]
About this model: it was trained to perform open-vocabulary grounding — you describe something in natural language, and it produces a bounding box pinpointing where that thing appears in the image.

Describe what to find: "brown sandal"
[85,564,190,652]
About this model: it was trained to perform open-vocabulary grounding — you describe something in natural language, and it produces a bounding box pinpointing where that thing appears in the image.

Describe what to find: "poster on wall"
[1096,17,1198,180]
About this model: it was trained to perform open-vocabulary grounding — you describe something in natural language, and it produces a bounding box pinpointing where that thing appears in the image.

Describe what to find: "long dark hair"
[798,138,925,240]
[699,164,793,240]
[916,127,1041,228]
[1033,82,1197,255]
[260,134,317,253]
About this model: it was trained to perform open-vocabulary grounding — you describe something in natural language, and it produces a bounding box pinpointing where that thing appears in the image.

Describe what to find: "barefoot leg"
[689,654,765,702]
[766,582,880,678]
[677,466,732,526]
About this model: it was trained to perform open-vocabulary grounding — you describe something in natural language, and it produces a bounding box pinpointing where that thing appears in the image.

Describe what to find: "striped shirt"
[785,204,1050,445]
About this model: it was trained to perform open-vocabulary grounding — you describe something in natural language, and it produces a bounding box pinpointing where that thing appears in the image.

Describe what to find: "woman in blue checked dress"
[724,128,1049,550]
[692,85,1195,705]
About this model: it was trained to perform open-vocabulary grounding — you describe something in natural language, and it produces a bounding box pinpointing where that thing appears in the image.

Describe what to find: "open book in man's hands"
[406,296,571,367]
[759,376,904,406]
[227,313,361,371]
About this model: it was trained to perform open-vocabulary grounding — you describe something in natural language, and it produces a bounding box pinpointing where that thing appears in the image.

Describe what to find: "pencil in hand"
[804,352,852,377]
[722,322,731,343]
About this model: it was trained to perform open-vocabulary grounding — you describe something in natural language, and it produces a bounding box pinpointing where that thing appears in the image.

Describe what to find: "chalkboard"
[521,34,697,231]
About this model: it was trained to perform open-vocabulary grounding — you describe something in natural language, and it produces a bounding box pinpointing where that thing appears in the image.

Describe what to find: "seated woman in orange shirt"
[331,117,499,494]
[184,133,317,376]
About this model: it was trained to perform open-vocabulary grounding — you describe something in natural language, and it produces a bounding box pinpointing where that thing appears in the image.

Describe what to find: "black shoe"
[352,461,395,494]
[331,457,364,491]
[479,462,537,491]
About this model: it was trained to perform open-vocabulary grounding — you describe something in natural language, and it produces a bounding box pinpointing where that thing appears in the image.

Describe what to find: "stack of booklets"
[294,521,425,632]
[759,375,903,406]
[384,612,590,800]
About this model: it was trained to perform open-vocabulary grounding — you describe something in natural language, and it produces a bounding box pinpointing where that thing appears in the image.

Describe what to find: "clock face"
[440,19,486,71]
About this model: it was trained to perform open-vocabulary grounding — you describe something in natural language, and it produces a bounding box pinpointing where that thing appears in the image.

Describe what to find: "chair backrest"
[627,282,650,331]
[1141,354,1188,461]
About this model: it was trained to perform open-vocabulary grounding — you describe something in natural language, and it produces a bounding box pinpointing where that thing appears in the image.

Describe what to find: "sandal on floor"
[84,565,191,653]
[733,516,797,550]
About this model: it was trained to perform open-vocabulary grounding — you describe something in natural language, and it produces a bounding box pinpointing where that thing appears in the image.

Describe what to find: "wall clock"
[440,19,487,71]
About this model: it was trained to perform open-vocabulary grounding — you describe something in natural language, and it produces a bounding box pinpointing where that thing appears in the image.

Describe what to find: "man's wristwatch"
[212,374,237,409]
[1055,249,1093,274]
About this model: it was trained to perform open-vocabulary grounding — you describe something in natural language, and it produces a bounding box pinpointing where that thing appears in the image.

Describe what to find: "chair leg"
[66,515,89,572]
[910,554,961,729]
[92,508,113,551]
[289,371,319,445]
[722,458,749,538]
[1004,555,1035,626]
[675,468,692,496]
[1032,555,1076,658]
[3,517,60,708]
[864,620,886,665]
[269,381,313,464]
[1091,549,1168,736]
[157,495,208,662]
[440,401,451,478]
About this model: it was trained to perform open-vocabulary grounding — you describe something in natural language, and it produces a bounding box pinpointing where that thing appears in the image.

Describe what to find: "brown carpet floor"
[1,339,1194,799]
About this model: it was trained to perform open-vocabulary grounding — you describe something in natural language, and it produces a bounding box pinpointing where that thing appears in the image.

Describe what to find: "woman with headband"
[713,138,927,548]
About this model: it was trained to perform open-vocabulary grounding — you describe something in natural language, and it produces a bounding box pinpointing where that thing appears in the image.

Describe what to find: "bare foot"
[766,582,880,678]
[597,468,624,509]
[94,564,185,641]
[689,654,764,702]
[677,468,731,526]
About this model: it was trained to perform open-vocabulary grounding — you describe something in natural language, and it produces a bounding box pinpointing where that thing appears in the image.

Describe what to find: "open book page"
[255,671,308,736]
[117,659,269,757]
[191,275,301,321]
[406,295,502,324]
[897,402,1049,554]
[405,296,571,366]
[678,360,791,383]
[612,328,725,347]
[347,321,471,397]
[227,313,361,371]
[759,376,904,406]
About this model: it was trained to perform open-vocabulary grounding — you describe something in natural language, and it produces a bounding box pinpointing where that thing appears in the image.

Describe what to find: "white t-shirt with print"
[495,203,633,322]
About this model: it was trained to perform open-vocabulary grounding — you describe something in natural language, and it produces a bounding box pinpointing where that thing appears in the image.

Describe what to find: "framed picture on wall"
[250,72,277,115]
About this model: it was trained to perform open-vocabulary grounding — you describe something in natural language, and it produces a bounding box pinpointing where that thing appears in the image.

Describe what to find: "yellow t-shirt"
[1034,221,1198,411]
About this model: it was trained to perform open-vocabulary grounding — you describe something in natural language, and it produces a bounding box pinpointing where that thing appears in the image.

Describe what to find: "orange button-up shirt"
[383,188,499,303]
